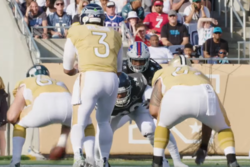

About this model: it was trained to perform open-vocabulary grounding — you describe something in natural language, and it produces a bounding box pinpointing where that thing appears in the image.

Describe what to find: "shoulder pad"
[122,60,129,73]
[149,58,162,70]
[128,73,147,94]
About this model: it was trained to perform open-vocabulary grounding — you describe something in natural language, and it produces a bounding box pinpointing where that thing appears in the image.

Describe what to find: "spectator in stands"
[197,17,217,46]
[184,43,199,64]
[66,0,89,18]
[217,48,230,64]
[172,0,190,13]
[112,0,127,14]
[121,0,145,20]
[126,11,139,36]
[184,0,210,24]
[48,0,72,38]
[161,10,189,46]
[203,27,229,63]
[134,23,151,46]
[148,35,173,64]
[143,0,169,37]
[99,0,109,12]
[105,1,124,31]
[0,77,8,156]
[19,0,36,16]
[142,0,152,13]
[24,1,48,39]
[172,0,211,13]
[162,0,172,13]
[197,17,218,56]
[45,0,56,16]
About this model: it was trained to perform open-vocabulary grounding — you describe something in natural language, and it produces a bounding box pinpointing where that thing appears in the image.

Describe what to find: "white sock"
[70,124,85,161]
[224,147,236,155]
[12,137,25,164]
[167,132,182,164]
[57,134,67,147]
[154,148,164,157]
[83,136,95,159]
[98,122,113,160]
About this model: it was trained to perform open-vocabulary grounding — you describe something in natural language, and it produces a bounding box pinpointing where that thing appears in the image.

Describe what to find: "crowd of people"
[14,0,232,64]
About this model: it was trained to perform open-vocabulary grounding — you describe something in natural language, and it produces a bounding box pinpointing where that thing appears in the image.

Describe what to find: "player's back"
[67,24,122,73]
[153,65,210,91]
[13,76,69,105]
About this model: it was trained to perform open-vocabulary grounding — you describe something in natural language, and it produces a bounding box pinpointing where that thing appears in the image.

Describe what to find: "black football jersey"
[112,73,147,116]
[122,58,162,86]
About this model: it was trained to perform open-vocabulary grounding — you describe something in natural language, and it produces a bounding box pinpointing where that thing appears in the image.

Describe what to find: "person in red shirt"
[134,23,151,46]
[143,0,169,36]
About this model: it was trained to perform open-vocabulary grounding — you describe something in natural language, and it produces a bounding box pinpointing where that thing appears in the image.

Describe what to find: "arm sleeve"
[183,6,191,16]
[63,38,76,70]
[117,44,123,73]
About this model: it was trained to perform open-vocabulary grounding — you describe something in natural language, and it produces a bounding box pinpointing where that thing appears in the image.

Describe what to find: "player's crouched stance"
[150,56,240,167]
[7,65,72,167]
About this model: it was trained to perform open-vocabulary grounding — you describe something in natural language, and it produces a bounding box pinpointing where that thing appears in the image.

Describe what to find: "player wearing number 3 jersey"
[7,65,74,167]
[63,3,123,167]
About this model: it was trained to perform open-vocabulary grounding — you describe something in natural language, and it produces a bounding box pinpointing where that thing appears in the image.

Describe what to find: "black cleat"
[228,161,240,167]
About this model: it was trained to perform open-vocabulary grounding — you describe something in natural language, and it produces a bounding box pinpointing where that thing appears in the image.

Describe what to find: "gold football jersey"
[13,76,69,106]
[152,66,211,94]
[67,24,122,73]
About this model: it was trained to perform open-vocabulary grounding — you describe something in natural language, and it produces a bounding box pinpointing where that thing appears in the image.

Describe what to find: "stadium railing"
[225,0,247,58]
[30,22,135,61]
[7,0,41,64]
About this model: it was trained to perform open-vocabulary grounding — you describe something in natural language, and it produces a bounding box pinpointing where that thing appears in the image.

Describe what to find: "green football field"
[1,159,250,167]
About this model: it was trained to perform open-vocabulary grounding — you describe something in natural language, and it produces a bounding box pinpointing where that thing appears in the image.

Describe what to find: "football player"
[7,65,77,167]
[150,55,240,167]
[63,3,123,167]
[95,72,170,167]
[122,41,188,167]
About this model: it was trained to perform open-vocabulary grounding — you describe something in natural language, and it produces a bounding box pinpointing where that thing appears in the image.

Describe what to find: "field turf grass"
[0,158,250,167]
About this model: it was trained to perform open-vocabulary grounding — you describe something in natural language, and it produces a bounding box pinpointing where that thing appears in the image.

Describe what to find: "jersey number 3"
[92,32,110,58]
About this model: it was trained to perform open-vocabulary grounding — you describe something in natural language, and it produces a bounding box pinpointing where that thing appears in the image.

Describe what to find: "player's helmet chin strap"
[115,85,131,107]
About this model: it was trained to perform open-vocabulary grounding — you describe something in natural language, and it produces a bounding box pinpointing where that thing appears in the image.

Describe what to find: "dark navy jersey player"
[122,41,162,86]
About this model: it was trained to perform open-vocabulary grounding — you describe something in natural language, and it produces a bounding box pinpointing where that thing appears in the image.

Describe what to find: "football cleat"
[228,161,240,167]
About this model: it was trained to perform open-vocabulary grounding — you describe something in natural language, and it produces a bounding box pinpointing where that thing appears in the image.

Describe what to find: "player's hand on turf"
[193,148,207,165]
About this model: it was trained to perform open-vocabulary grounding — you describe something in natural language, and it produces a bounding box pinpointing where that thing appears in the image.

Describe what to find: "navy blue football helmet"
[79,4,106,26]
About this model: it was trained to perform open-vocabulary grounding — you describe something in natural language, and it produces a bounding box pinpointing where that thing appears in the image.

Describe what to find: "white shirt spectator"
[112,0,127,14]
[198,27,213,45]
[66,3,78,18]
[163,0,171,14]
[183,5,210,23]
[36,0,46,7]
[46,8,55,15]
[149,46,173,64]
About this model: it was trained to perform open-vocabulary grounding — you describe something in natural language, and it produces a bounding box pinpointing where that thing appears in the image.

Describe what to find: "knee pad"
[85,124,95,137]
[13,124,26,138]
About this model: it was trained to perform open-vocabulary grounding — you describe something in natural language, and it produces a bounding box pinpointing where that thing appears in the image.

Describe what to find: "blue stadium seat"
[188,23,198,45]
[168,45,185,54]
